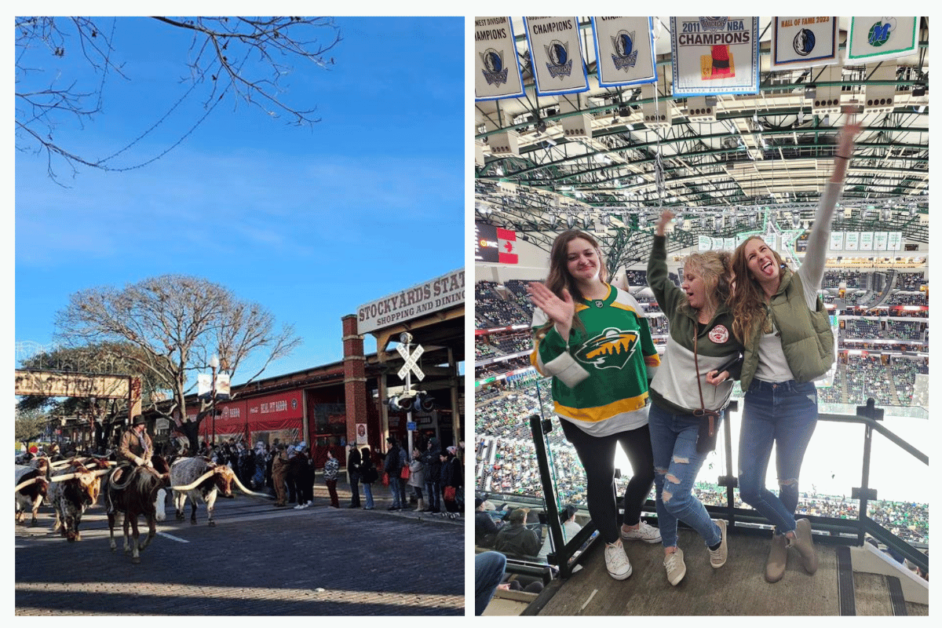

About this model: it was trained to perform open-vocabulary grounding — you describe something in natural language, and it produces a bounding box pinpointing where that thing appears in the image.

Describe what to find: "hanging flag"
[830,231,844,251]
[475,17,526,101]
[524,17,589,96]
[699,236,711,251]
[670,17,759,96]
[845,232,859,250]
[860,232,874,251]
[847,17,919,63]
[770,16,839,69]
[888,232,902,251]
[197,374,212,399]
[497,228,518,264]
[874,232,889,251]
[591,17,657,87]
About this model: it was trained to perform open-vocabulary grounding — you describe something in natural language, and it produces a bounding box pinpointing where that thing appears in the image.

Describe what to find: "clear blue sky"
[15,17,465,381]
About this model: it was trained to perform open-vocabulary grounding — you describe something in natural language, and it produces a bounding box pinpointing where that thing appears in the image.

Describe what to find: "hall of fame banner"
[475,17,526,101]
[591,17,657,88]
[670,17,759,96]
[524,16,589,96]
[771,16,839,69]
[847,17,918,63]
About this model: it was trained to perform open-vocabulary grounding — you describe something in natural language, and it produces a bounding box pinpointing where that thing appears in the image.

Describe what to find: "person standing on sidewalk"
[271,444,289,507]
[360,447,376,510]
[407,447,426,511]
[646,210,742,586]
[423,437,442,513]
[324,450,340,508]
[384,436,403,510]
[347,444,362,508]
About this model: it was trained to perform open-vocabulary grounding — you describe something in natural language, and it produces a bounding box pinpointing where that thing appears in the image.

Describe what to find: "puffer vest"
[740,268,835,390]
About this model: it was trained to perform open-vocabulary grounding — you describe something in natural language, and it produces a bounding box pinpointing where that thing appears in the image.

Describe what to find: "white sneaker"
[293,504,304,510]
[604,541,633,580]
[708,519,728,568]
[664,547,686,586]
[621,520,662,544]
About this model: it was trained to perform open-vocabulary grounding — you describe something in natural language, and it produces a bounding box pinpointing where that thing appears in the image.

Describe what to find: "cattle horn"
[171,469,217,492]
[49,472,79,483]
[14,477,45,492]
[231,472,274,499]
[92,468,112,478]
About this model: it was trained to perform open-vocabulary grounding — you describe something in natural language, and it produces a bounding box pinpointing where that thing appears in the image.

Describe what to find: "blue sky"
[15,17,465,381]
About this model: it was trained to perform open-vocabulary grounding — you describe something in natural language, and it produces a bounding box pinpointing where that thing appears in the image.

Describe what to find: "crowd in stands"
[885,292,928,306]
[476,338,498,359]
[476,356,531,380]
[843,355,897,406]
[823,270,866,289]
[895,272,926,291]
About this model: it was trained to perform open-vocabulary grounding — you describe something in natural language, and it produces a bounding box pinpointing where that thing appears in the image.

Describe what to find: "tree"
[15,407,49,450]
[16,16,341,182]
[55,274,301,452]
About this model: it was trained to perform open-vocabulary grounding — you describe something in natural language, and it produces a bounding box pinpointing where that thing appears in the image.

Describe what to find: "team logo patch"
[709,324,730,344]
[574,327,639,370]
[593,300,605,309]
[611,30,639,71]
[792,28,815,56]
[545,40,573,79]
[480,49,509,86]
[868,18,896,48]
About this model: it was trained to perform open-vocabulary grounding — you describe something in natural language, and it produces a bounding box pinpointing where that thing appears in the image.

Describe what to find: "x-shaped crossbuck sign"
[396,343,425,381]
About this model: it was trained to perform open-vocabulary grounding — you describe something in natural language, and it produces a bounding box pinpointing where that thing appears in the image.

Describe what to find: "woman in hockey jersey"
[646,210,743,586]
[730,114,861,583]
[528,230,661,581]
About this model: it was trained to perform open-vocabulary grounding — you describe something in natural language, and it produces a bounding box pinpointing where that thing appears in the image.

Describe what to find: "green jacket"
[740,267,834,391]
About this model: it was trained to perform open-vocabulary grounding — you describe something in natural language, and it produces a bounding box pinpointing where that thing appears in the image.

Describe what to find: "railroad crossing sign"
[396,343,425,381]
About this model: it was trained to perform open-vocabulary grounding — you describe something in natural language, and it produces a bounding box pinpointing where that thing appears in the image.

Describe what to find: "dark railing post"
[719,400,739,527]
[852,398,883,546]
[529,414,570,577]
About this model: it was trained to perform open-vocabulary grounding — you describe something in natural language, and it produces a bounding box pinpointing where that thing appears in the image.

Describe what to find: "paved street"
[16,481,465,615]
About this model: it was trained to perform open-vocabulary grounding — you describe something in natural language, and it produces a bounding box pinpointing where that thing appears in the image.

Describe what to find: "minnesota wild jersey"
[531,285,660,437]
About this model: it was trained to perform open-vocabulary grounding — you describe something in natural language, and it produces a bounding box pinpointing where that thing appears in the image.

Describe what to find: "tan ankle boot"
[791,518,818,574]
[766,533,788,583]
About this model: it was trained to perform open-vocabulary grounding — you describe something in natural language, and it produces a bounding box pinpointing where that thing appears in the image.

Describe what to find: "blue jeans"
[389,476,402,507]
[649,403,723,549]
[738,379,818,535]
[475,551,506,616]
[363,482,374,509]
[426,480,440,511]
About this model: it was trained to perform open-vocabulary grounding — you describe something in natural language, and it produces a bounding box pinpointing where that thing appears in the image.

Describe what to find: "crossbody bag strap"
[692,329,716,436]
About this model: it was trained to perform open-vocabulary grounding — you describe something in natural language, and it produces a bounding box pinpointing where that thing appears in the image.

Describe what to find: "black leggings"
[560,420,655,544]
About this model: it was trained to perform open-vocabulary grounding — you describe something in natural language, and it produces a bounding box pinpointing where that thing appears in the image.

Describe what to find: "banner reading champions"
[770,16,839,69]
[524,17,589,96]
[591,17,657,87]
[475,17,526,101]
[847,17,918,63]
[670,17,759,96]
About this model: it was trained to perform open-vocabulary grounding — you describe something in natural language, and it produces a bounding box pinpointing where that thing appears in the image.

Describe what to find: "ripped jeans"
[738,379,818,535]
[649,403,723,549]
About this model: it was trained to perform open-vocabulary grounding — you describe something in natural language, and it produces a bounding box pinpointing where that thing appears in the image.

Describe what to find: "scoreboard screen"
[475,222,498,263]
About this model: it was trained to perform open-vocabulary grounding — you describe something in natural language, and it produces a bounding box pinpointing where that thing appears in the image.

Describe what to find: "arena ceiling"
[474,17,929,266]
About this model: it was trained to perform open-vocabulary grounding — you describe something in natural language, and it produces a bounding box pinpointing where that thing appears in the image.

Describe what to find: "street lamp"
[210,354,220,443]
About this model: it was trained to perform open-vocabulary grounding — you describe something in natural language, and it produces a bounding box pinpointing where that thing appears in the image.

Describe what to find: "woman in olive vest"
[730,112,861,583]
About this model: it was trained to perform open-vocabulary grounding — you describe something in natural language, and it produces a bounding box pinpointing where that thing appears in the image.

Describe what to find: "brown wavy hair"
[535,230,608,338]
[730,236,787,343]
[677,251,735,326]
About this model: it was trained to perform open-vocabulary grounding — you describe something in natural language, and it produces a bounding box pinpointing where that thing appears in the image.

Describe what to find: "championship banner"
[524,17,589,96]
[712,237,725,250]
[874,232,888,251]
[670,17,759,96]
[475,17,526,101]
[724,237,735,251]
[766,233,777,251]
[699,235,711,251]
[860,232,874,251]
[591,17,657,87]
[770,16,839,69]
[497,227,518,264]
[845,232,859,250]
[888,232,902,251]
[830,231,844,251]
[847,17,919,63]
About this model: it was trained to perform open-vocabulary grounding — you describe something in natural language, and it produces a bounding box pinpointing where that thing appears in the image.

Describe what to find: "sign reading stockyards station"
[357,269,465,334]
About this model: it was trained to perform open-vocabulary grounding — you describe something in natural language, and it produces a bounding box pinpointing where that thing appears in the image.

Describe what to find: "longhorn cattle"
[103,456,171,564]
[170,457,272,526]
[47,460,113,541]
[15,464,49,526]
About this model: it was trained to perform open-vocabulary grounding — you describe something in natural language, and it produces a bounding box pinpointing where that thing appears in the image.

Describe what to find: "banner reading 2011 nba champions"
[670,17,759,96]
[591,17,657,88]
[771,16,839,69]
[474,17,526,101]
[524,17,589,96]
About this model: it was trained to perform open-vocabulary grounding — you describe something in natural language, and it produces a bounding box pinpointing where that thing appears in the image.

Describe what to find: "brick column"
[342,315,368,449]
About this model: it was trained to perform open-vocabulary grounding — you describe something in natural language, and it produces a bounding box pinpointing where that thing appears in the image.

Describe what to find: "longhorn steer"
[103,456,171,564]
[47,461,112,542]
[15,465,49,526]
[170,457,272,526]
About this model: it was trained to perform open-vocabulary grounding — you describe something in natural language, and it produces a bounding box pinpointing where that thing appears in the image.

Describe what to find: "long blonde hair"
[677,251,734,324]
[730,236,786,342]
[536,230,608,338]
